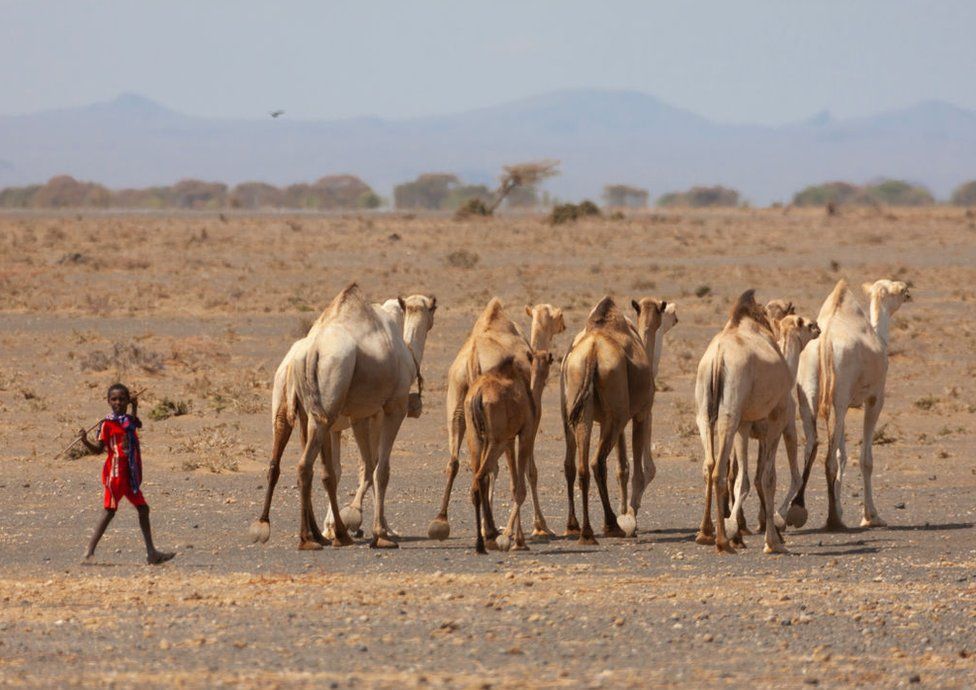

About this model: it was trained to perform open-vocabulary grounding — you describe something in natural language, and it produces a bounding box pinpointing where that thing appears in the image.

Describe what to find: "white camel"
[788,279,911,530]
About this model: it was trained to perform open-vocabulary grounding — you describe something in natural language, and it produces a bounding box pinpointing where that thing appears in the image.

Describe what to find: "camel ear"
[631,299,641,314]
[429,295,437,313]
[397,296,406,312]
[787,301,795,315]
[547,352,554,365]
[554,309,566,332]
[526,351,534,364]
[524,305,533,318]
[658,300,668,314]
[861,282,874,296]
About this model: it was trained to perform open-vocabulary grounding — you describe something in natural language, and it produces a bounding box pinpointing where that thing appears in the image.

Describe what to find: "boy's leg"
[83,508,116,561]
[136,504,175,565]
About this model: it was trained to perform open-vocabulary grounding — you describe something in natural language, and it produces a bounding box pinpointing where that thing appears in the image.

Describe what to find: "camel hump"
[728,289,759,326]
[474,297,519,335]
[822,279,850,317]
[316,283,373,325]
[586,296,626,330]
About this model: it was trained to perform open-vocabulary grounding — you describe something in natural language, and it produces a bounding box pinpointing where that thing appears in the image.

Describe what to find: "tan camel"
[428,299,565,541]
[465,349,553,553]
[250,296,435,545]
[693,290,798,554]
[560,296,666,544]
[270,283,426,550]
[724,312,821,543]
[789,279,911,530]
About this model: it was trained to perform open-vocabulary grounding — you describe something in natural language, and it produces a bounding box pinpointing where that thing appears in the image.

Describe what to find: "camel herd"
[249,277,911,556]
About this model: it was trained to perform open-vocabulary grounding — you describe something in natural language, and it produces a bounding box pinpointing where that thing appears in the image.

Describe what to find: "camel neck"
[529,326,548,351]
[403,320,429,365]
[869,297,890,349]
[779,335,804,380]
[641,324,659,380]
[529,368,548,407]
[652,329,665,379]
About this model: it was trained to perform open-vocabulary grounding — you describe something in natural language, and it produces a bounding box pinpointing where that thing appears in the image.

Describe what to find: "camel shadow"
[800,546,881,556]
[885,522,973,532]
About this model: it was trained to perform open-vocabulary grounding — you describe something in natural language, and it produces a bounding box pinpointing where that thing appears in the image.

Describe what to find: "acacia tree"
[487,160,559,212]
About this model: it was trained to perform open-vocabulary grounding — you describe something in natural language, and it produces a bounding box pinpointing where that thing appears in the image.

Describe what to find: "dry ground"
[1,208,975,688]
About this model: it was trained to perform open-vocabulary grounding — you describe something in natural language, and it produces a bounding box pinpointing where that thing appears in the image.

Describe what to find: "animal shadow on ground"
[885,522,973,532]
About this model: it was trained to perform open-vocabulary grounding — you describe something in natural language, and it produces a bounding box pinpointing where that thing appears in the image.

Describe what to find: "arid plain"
[1,208,974,688]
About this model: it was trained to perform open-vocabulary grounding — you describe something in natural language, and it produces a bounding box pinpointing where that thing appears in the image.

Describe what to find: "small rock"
[909,673,921,684]
[895,502,906,510]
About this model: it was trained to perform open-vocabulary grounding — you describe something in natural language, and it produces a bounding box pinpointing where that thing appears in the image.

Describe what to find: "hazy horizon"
[2,1,975,124]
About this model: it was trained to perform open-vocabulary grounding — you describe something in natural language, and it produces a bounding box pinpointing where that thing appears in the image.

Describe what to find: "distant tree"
[951,180,976,206]
[169,179,228,209]
[230,182,284,209]
[862,179,933,207]
[504,185,540,209]
[0,184,40,208]
[445,184,492,210]
[30,175,111,208]
[792,181,861,207]
[312,175,377,209]
[487,160,559,213]
[394,173,460,210]
[657,185,739,208]
[603,184,648,208]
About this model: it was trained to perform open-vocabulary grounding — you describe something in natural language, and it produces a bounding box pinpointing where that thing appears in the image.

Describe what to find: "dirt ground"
[1,208,975,688]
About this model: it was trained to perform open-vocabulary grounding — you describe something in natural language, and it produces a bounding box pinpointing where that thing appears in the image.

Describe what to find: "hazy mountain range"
[1,89,974,204]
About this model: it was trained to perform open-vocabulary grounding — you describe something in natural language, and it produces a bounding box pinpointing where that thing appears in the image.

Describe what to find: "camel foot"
[339,506,363,533]
[565,517,580,535]
[532,522,556,539]
[773,513,787,531]
[370,536,399,549]
[715,541,737,555]
[484,537,499,551]
[730,534,746,548]
[786,504,809,528]
[617,512,637,537]
[564,528,581,538]
[332,531,354,547]
[298,539,323,551]
[578,534,599,546]
[603,523,627,538]
[147,551,176,565]
[723,518,740,539]
[529,529,553,542]
[695,531,716,545]
[824,516,848,532]
[475,540,487,555]
[860,516,887,528]
[354,528,365,539]
[512,542,529,552]
[427,517,451,541]
[738,525,754,536]
[763,542,790,555]
[248,520,271,544]
[81,554,95,565]
[496,534,511,552]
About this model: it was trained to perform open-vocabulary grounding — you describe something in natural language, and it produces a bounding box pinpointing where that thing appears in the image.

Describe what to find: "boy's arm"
[78,427,104,454]
[129,395,141,426]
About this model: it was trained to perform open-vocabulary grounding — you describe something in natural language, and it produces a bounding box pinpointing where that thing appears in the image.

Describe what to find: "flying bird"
[269,110,284,119]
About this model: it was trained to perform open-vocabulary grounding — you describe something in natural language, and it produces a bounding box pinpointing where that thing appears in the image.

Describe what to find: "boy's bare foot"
[147,551,175,565]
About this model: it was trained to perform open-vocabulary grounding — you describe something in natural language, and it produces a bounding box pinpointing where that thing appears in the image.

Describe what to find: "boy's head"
[107,383,130,415]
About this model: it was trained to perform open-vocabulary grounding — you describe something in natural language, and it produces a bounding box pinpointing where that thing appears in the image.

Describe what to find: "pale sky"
[2,0,975,124]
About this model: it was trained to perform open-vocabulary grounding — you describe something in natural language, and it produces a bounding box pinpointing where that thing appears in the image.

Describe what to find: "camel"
[723,312,821,544]
[271,283,429,550]
[693,290,802,554]
[249,295,435,545]
[465,349,554,554]
[427,300,565,542]
[788,279,911,531]
[652,301,679,380]
[560,296,667,544]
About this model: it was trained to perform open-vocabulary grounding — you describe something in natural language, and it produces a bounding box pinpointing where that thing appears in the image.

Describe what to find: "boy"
[79,383,175,565]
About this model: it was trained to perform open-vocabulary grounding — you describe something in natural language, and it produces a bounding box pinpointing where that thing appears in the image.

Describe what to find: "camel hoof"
[529,529,553,542]
[723,518,740,539]
[485,538,499,551]
[786,504,808,528]
[860,516,887,528]
[731,535,746,548]
[332,532,354,547]
[370,536,399,549]
[339,506,363,533]
[773,513,787,531]
[617,513,637,537]
[739,525,754,536]
[496,534,511,552]
[695,532,716,545]
[578,535,599,546]
[249,520,270,544]
[824,517,848,533]
[427,518,451,541]
[764,543,790,555]
[354,529,365,539]
[563,528,581,538]
[532,524,556,538]
[716,541,737,555]
[298,539,323,551]
[511,542,529,552]
[604,524,626,538]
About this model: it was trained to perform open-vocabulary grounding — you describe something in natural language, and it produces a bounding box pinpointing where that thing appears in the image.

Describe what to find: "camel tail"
[567,344,598,427]
[466,341,482,382]
[469,390,492,483]
[704,347,726,473]
[300,346,329,424]
[817,336,835,424]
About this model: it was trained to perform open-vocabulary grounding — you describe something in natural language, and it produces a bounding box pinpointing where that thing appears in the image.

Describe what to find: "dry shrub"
[550,200,601,225]
[454,198,491,220]
[176,424,248,473]
[80,341,165,374]
[446,249,479,269]
[189,366,266,414]
[170,337,229,372]
[148,397,190,421]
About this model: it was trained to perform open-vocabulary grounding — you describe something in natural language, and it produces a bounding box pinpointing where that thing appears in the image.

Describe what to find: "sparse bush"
[550,200,601,225]
[950,180,976,206]
[454,197,492,220]
[658,186,739,208]
[148,398,190,421]
[604,184,648,208]
[176,424,248,473]
[793,179,934,208]
[446,249,480,269]
[694,285,712,298]
[80,342,165,374]
[793,182,861,207]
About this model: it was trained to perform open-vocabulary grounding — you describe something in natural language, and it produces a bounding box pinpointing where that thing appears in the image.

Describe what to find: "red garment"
[99,419,148,510]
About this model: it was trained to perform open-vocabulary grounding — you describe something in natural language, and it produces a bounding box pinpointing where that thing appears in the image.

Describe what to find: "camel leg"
[320,427,353,547]
[573,409,598,546]
[615,432,629,519]
[471,468,486,555]
[726,428,751,545]
[593,420,626,537]
[297,418,326,550]
[429,386,465,540]
[789,390,818,528]
[695,412,716,545]
[621,416,650,537]
[760,435,788,554]
[859,394,887,528]
[712,416,738,554]
[776,418,800,530]
[249,408,293,543]
[824,408,848,531]
[526,446,554,539]
[348,415,383,536]
[508,434,531,550]
[481,454,501,550]
[370,407,406,549]
[563,415,580,537]
[322,430,343,540]
[639,409,657,499]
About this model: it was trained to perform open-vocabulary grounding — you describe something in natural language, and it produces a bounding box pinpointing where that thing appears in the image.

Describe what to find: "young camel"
[465,350,554,554]
[286,283,427,550]
[694,290,798,554]
[428,299,565,542]
[561,296,666,544]
[249,295,435,545]
[788,279,911,530]
[723,313,821,545]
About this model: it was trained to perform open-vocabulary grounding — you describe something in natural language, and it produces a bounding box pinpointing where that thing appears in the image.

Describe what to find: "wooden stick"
[55,388,147,460]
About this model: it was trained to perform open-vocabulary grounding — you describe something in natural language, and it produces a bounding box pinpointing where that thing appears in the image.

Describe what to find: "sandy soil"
[1,208,975,688]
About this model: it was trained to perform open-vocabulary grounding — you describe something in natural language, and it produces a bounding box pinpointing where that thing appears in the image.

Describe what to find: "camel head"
[525,304,566,350]
[763,298,795,340]
[631,297,668,341]
[400,294,437,361]
[778,314,821,350]
[862,279,911,315]
[659,301,679,336]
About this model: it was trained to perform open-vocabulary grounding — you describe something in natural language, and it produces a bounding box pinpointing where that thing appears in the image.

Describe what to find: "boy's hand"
[78,428,88,442]
[130,394,138,414]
